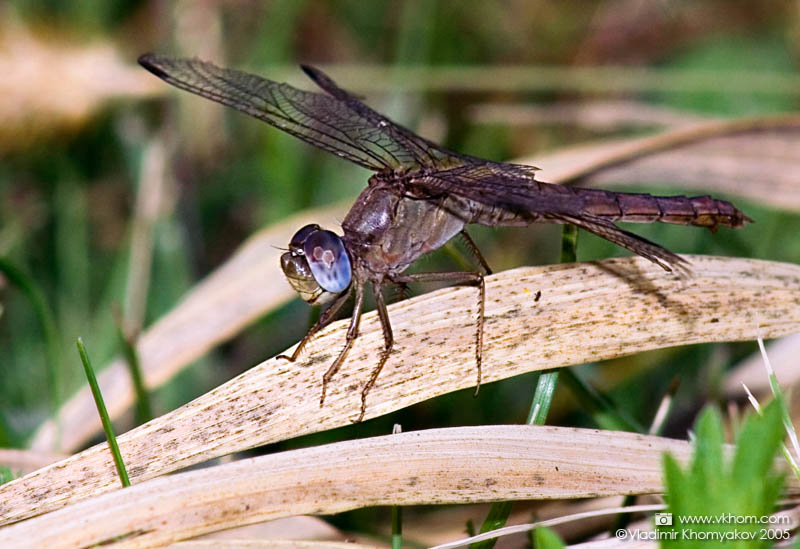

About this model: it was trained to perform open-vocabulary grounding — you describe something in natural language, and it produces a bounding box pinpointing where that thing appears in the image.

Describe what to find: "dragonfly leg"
[320,280,365,407]
[276,288,351,362]
[390,270,486,395]
[356,283,394,422]
[459,229,492,275]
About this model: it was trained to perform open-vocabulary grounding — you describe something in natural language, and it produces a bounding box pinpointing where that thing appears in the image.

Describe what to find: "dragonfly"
[139,54,751,422]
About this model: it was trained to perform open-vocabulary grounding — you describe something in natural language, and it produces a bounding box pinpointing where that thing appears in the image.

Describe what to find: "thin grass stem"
[76,338,130,487]
[113,311,153,424]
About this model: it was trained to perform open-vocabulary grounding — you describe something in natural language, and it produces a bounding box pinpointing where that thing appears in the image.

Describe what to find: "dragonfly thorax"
[280,224,352,305]
[342,183,470,278]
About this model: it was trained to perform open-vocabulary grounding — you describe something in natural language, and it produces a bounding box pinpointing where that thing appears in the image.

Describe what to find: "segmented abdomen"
[576,188,751,230]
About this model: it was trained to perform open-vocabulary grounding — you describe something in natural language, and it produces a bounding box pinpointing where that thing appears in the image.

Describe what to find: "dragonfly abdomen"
[577,188,751,230]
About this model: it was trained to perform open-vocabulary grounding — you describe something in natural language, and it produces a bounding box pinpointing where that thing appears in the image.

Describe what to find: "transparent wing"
[417,163,687,272]
[298,64,468,169]
[417,163,573,215]
[139,54,466,172]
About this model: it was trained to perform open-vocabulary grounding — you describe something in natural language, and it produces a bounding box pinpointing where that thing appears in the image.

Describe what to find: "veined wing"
[138,54,466,172]
[417,162,569,213]
[416,163,687,272]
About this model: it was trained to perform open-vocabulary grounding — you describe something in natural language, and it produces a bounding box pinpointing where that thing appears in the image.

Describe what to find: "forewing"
[300,64,466,169]
[138,54,465,171]
[418,162,569,215]
[418,163,687,272]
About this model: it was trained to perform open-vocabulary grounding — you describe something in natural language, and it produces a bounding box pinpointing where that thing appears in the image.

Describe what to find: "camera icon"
[654,513,673,526]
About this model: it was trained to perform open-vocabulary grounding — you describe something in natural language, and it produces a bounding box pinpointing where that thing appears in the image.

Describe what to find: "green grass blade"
[391,503,402,549]
[533,526,566,548]
[0,466,13,486]
[559,368,642,432]
[560,224,578,264]
[663,402,786,548]
[76,338,130,487]
[527,371,559,425]
[0,257,62,438]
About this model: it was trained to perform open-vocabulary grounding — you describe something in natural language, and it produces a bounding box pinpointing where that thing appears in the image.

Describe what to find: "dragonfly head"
[280,224,352,305]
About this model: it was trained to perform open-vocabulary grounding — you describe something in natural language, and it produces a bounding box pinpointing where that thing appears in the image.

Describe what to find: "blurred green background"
[1,0,798,478]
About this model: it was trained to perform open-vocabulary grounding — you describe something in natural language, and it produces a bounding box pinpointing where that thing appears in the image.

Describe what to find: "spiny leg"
[455,231,491,389]
[473,275,485,395]
[356,283,394,422]
[459,229,492,275]
[390,270,486,395]
[456,230,489,392]
[276,289,351,362]
[320,280,365,407]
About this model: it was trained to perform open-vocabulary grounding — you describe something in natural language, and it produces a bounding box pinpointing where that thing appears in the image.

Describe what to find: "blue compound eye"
[303,229,352,293]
